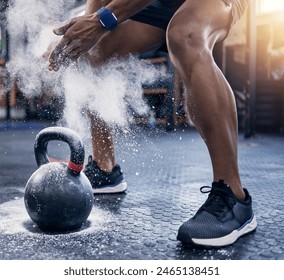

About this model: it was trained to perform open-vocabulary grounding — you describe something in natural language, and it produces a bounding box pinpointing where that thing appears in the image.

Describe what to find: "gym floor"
[0,121,283,260]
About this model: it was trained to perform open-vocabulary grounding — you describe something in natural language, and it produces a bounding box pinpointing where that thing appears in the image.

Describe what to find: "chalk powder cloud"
[7,0,167,138]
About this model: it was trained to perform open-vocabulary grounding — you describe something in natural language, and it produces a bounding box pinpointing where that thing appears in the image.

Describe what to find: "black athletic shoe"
[177,179,257,247]
[84,156,127,194]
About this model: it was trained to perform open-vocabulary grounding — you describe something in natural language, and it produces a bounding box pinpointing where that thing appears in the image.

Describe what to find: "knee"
[166,22,213,71]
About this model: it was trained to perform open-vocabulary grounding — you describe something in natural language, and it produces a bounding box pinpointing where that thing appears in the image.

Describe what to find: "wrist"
[97,7,118,31]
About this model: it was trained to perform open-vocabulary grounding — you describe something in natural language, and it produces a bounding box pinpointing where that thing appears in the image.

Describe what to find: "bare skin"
[85,20,165,171]
[48,0,153,71]
[166,0,245,200]
[48,0,245,200]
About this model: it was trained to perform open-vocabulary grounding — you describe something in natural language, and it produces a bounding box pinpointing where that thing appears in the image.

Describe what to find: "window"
[257,0,284,14]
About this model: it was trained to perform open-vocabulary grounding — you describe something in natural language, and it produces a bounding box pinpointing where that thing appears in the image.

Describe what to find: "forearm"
[85,0,112,14]
[48,0,155,70]
[106,0,154,23]
[86,0,154,22]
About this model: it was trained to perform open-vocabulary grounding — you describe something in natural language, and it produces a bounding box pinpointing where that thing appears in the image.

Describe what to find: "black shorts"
[129,0,185,31]
[129,0,250,53]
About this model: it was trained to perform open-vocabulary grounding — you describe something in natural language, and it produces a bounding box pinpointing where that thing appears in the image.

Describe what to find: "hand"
[48,14,105,71]
[42,40,58,61]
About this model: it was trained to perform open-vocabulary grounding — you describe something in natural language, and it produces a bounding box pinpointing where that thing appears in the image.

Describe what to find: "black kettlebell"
[24,126,93,232]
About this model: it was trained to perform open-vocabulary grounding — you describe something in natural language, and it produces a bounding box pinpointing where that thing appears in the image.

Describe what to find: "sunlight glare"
[259,0,284,13]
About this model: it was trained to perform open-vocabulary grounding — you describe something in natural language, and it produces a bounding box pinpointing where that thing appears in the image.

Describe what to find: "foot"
[84,156,127,194]
[177,179,257,247]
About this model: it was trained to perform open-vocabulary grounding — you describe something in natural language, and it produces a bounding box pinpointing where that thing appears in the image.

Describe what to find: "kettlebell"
[24,126,94,232]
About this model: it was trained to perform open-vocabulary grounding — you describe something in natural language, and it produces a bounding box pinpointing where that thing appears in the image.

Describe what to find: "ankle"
[216,179,246,201]
[95,159,115,173]
[233,189,246,201]
[226,183,246,201]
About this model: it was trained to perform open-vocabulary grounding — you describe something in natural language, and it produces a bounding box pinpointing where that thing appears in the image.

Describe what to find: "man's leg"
[167,0,256,246]
[167,0,244,199]
[81,19,166,192]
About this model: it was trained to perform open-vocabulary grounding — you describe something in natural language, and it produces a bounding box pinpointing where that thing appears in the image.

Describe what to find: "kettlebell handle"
[34,127,85,174]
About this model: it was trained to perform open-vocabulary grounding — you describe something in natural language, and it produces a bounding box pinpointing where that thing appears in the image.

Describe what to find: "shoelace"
[199,185,236,219]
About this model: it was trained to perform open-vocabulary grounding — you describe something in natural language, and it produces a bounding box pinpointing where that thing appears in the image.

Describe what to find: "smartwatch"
[97,7,118,31]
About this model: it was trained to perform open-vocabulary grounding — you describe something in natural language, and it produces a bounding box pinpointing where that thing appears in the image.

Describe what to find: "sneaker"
[84,156,127,194]
[177,179,257,247]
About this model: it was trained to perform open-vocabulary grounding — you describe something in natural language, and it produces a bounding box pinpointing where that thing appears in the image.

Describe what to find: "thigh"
[167,0,234,48]
[85,19,166,65]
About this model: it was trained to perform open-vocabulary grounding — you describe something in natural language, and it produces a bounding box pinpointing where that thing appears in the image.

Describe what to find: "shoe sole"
[92,181,128,194]
[189,214,257,247]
